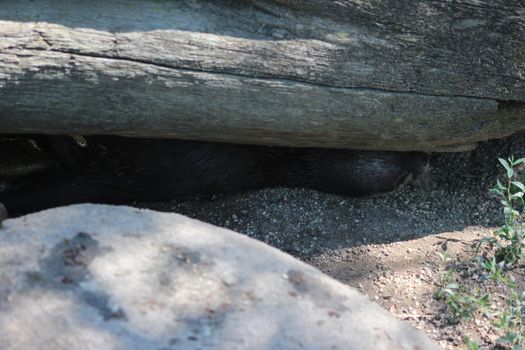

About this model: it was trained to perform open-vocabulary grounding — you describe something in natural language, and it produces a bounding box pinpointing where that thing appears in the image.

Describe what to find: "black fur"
[0,136,427,216]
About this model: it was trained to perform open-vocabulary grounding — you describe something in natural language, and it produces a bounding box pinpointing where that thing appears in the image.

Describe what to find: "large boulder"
[0,205,437,349]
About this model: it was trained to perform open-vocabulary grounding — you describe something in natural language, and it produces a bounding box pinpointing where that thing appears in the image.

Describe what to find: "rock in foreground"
[0,205,437,350]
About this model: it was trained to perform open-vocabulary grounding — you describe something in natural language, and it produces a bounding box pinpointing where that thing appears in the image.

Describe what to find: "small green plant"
[490,157,525,264]
[435,156,525,349]
[493,276,525,349]
[464,336,481,350]
[477,255,507,284]
[438,283,490,323]
[435,261,491,323]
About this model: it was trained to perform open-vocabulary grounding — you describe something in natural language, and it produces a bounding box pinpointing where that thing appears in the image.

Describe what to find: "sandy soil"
[139,134,525,349]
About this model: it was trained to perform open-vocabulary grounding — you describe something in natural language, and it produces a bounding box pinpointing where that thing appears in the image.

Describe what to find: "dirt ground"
[139,134,525,349]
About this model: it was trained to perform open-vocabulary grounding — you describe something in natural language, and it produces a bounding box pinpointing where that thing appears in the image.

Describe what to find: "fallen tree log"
[0,0,524,151]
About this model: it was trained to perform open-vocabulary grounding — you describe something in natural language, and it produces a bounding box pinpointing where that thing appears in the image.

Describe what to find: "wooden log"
[0,0,524,151]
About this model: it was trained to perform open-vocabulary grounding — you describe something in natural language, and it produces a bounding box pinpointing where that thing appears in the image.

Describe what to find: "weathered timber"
[0,0,524,151]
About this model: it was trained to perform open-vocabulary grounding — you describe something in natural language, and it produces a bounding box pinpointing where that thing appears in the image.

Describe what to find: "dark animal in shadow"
[0,136,428,217]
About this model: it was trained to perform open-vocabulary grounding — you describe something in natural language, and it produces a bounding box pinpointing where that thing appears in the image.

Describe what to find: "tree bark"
[0,0,524,151]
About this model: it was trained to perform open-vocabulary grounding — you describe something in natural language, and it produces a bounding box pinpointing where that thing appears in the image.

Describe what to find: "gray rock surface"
[0,204,437,350]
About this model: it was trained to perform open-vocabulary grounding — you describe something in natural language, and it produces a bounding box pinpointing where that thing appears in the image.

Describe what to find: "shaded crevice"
[497,99,525,111]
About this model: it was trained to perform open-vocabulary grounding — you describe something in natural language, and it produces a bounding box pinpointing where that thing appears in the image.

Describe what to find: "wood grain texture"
[0,0,524,151]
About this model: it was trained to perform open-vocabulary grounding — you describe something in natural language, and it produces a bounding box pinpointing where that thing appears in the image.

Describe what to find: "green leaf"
[491,188,503,196]
[495,179,505,191]
[499,158,515,178]
[513,157,525,165]
[498,158,514,179]
[512,181,525,192]
[500,158,511,170]
[497,333,518,344]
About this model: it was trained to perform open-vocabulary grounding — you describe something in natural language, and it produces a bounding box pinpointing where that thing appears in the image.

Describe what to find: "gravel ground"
[138,133,525,349]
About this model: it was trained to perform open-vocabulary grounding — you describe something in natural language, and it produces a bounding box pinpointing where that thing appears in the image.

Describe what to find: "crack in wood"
[15,45,500,103]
